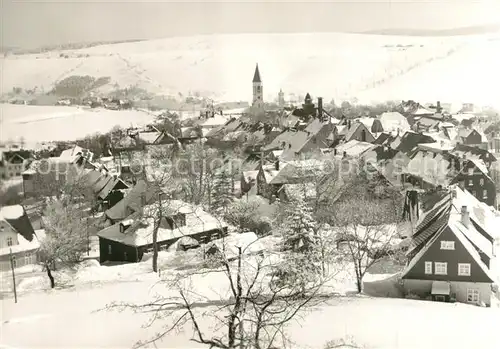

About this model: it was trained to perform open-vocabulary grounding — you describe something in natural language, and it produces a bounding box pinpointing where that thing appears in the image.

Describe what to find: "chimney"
[436,101,442,113]
[333,148,337,156]
[260,151,264,167]
[343,151,347,158]
[275,161,279,171]
[461,205,470,228]
[317,97,323,121]
[348,120,351,129]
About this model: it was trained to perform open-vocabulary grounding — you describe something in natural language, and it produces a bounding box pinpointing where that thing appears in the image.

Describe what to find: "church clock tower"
[252,63,263,109]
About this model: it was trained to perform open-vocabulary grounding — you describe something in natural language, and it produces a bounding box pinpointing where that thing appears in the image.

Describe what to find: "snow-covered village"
[3,3,500,349]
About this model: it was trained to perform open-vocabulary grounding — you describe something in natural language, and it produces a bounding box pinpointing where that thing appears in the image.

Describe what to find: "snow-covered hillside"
[2,32,500,104]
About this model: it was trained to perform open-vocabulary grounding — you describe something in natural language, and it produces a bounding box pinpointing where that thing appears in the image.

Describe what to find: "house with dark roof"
[0,151,28,179]
[102,179,164,225]
[402,145,496,207]
[455,128,488,150]
[97,200,228,263]
[393,131,436,156]
[81,170,129,210]
[256,159,326,201]
[401,186,498,306]
[343,121,375,143]
[0,205,43,271]
[452,144,497,170]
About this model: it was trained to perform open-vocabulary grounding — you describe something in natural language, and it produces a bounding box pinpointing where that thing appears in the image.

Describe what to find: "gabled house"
[81,170,129,211]
[356,117,384,134]
[0,151,27,179]
[102,179,163,225]
[97,200,228,263]
[455,128,488,150]
[393,131,436,156]
[401,186,497,306]
[256,159,325,201]
[402,146,496,207]
[0,205,43,271]
[343,121,375,143]
[377,112,411,133]
[452,144,497,170]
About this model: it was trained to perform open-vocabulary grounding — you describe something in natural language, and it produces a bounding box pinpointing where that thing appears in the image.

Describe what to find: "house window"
[458,263,471,276]
[467,289,479,303]
[472,190,477,197]
[124,252,128,260]
[108,245,112,255]
[6,237,13,247]
[480,178,484,186]
[483,190,488,199]
[361,129,367,142]
[434,262,447,275]
[468,168,474,176]
[24,254,33,266]
[440,241,455,250]
[468,179,473,186]
[425,261,433,274]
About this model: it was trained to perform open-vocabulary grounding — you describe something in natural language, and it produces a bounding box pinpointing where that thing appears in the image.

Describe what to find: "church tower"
[278,89,285,108]
[252,64,263,109]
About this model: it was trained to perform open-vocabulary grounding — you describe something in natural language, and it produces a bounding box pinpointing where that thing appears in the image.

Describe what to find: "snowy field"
[2,276,500,349]
[2,32,500,105]
[0,104,157,143]
[1,240,500,349]
[3,32,500,143]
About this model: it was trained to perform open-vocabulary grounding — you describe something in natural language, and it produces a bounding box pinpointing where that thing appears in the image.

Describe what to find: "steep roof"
[98,200,227,247]
[104,179,163,221]
[395,131,435,155]
[252,64,261,83]
[402,186,497,282]
[0,205,35,242]
[269,159,325,185]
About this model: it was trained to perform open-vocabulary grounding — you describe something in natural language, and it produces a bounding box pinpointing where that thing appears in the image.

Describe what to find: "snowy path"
[2,279,500,349]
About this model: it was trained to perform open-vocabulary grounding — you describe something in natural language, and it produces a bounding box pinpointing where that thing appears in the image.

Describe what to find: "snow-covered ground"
[0,104,157,143]
[2,278,500,349]
[2,32,500,105]
[1,233,499,348]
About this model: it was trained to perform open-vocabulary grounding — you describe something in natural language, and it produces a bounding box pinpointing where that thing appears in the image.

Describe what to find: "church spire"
[253,64,261,83]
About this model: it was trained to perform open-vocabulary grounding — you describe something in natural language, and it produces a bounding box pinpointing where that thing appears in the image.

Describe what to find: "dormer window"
[119,219,133,233]
[468,168,474,176]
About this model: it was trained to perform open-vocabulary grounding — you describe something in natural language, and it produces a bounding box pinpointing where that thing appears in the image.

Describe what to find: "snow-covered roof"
[417,141,454,152]
[207,232,263,260]
[334,140,376,158]
[0,229,45,256]
[0,205,24,220]
[402,185,497,282]
[98,200,227,247]
[378,112,410,133]
[404,150,452,186]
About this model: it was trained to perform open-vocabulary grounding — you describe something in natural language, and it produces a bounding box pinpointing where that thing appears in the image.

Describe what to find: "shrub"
[53,75,96,97]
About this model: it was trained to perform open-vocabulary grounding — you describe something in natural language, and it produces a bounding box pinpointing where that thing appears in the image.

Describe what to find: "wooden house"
[97,200,228,263]
[401,186,497,306]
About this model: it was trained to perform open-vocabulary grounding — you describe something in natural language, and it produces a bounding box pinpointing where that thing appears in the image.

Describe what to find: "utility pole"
[87,217,90,256]
[9,249,17,303]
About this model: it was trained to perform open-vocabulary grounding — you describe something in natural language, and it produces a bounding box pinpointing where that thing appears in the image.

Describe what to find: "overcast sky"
[2,0,500,48]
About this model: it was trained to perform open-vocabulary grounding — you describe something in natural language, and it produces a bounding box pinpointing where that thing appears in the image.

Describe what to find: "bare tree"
[331,195,403,293]
[39,200,89,288]
[104,237,329,349]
